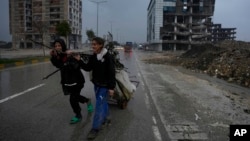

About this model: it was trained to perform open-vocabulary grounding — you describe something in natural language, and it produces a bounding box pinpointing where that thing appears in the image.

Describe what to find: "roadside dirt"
[141,40,250,116]
[142,40,250,88]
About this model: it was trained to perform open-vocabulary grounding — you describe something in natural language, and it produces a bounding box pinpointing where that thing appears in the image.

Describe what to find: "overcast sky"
[0,0,249,43]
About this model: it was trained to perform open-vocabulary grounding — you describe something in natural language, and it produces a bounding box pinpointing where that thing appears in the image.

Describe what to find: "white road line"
[135,51,162,141]
[144,92,150,110]
[0,84,45,104]
[152,125,162,141]
[152,116,162,141]
[152,116,157,125]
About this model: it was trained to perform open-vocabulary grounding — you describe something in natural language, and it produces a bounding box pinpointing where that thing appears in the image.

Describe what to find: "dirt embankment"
[142,40,250,88]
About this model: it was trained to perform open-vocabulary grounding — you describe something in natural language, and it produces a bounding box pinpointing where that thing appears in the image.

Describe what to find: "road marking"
[0,84,45,104]
[134,51,163,141]
[144,92,150,109]
[152,116,157,124]
[151,116,162,141]
[152,125,162,141]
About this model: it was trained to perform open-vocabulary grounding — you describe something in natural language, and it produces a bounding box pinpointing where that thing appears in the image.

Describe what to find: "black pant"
[63,84,89,116]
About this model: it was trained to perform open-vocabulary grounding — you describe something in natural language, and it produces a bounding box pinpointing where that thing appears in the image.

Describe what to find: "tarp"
[115,69,136,100]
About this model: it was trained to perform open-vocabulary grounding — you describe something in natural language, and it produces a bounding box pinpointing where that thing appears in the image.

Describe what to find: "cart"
[108,69,139,109]
[106,41,139,109]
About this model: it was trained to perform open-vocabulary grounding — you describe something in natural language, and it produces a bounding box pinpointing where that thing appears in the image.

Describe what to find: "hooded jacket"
[50,38,85,86]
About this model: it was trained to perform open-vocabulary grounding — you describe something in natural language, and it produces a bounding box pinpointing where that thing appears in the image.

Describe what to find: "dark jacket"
[51,54,85,86]
[50,38,85,86]
[79,52,116,90]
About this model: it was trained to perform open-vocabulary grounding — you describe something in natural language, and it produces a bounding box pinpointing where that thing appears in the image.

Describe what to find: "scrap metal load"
[106,42,139,109]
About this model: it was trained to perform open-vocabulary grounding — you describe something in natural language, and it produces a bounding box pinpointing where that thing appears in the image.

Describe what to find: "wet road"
[1,49,250,141]
[0,50,166,141]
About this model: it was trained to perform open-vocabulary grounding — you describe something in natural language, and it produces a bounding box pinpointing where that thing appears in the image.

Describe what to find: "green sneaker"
[87,100,93,113]
[70,116,81,124]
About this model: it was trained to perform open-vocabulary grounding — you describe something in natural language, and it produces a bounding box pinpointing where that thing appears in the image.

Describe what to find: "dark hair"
[53,38,67,52]
[92,37,105,46]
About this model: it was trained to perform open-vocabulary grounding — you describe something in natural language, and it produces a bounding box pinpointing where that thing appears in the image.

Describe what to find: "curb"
[0,58,50,70]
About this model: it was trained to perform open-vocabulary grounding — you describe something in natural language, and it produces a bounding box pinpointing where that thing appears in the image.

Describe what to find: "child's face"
[54,42,62,52]
[91,40,102,54]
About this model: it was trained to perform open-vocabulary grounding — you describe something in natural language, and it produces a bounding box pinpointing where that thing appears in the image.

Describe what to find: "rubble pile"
[143,40,250,88]
[178,41,250,87]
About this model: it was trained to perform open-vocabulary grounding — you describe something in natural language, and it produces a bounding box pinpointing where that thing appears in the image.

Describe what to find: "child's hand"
[73,53,81,61]
[108,89,114,97]
[65,50,73,55]
[50,49,57,56]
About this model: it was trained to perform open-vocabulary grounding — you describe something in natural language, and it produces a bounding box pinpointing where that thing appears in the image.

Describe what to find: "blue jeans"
[92,85,109,129]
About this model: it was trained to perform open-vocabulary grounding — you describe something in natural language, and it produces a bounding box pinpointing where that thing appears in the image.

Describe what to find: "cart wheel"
[118,99,128,109]
[121,100,128,109]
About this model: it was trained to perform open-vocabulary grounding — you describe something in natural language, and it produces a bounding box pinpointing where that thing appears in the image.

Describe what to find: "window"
[183,6,188,12]
[163,6,176,13]
[163,0,176,2]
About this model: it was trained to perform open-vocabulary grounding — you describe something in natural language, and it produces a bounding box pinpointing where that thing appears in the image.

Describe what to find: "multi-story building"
[147,0,216,51]
[208,23,236,43]
[9,0,82,49]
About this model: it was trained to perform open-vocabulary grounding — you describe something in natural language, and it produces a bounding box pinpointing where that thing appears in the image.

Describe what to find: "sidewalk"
[0,48,92,70]
[0,48,91,59]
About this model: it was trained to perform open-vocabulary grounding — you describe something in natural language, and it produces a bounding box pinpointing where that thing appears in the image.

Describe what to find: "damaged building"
[208,22,237,43]
[147,0,236,51]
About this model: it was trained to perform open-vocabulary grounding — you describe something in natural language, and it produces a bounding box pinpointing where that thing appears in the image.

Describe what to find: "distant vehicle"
[138,44,144,50]
[124,42,133,52]
[114,45,124,50]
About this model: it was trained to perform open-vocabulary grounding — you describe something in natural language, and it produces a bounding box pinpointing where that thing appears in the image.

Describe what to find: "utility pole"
[110,21,113,36]
[90,0,107,37]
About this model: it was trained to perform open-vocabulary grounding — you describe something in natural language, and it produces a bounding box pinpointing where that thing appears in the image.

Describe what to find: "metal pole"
[90,0,107,37]
[110,21,112,35]
[97,3,99,36]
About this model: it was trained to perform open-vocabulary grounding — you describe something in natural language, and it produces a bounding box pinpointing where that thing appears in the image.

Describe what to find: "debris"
[143,40,250,88]
[210,122,229,128]
[195,113,201,120]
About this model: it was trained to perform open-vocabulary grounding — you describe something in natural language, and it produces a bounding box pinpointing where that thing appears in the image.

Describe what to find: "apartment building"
[147,0,216,51]
[9,0,82,49]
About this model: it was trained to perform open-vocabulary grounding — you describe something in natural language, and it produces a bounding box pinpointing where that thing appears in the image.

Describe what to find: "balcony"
[50,0,60,5]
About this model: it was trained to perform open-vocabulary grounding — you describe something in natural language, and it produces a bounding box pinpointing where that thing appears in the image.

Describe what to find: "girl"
[50,38,93,124]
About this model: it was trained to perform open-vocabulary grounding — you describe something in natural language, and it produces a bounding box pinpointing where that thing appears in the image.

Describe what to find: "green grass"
[0,56,50,64]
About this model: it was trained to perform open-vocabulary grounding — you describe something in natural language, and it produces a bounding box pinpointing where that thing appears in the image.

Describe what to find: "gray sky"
[0,0,249,43]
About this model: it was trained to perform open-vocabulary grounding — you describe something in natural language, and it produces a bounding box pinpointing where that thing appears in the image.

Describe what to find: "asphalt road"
[1,49,250,141]
[0,50,166,141]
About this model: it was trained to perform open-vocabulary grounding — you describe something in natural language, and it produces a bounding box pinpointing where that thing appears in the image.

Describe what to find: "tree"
[33,20,50,56]
[56,21,71,48]
[86,29,96,42]
[56,21,71,37]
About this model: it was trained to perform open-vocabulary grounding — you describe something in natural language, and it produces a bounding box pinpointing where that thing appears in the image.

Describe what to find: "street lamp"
[90,0,107,36]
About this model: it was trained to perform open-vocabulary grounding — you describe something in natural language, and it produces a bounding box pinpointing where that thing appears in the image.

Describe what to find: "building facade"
[147,0,216,51]
[208,23,236,43]
[9,0,82,49]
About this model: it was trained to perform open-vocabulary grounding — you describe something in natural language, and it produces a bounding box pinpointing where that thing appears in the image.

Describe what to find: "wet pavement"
[135,50,250,141]
[1,49,250,140]
[0,49,159,141]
